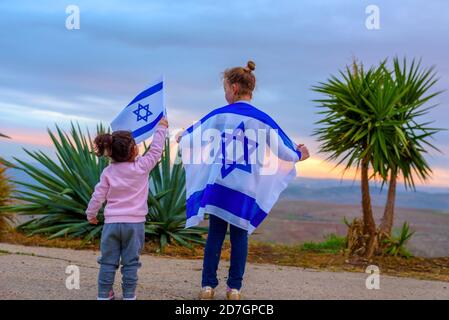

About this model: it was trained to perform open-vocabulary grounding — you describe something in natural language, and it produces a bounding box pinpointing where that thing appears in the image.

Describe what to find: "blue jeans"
[97,222,145,299]
[202,214,248,290]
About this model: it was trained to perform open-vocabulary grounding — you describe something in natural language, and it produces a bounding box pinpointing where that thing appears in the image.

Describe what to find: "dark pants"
[201,214,248,290]
[98,222,145,299]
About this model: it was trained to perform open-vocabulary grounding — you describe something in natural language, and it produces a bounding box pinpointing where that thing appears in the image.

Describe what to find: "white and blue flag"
[180,102,302,234]
[111,77,165,144]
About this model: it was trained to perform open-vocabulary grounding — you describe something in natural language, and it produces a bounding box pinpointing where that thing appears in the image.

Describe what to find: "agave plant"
[0,123,206,247]
[145,139,207,249]
[0,123,109,242]
[382,222,415,257]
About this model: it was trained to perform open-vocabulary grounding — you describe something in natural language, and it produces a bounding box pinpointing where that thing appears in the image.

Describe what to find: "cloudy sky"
[0,0,448,189]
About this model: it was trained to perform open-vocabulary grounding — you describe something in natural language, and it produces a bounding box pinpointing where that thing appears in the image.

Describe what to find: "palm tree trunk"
[380,168,397,236]
[361,156,377,258]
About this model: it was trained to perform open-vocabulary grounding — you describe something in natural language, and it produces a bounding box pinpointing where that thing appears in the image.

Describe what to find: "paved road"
[0,243,448,300]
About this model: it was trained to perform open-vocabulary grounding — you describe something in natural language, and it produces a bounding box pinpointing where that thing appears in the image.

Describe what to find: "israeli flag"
[180,102,301,234]
[111,76,165,144]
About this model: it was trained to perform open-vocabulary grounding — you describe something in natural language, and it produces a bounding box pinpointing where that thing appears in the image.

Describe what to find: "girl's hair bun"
[246,60,256,72]
[94,133,113,157]
[93,131,136,162]
[223,60,256,97]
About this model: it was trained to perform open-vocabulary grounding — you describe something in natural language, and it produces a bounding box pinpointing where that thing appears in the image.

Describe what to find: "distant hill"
[281,178,449,212]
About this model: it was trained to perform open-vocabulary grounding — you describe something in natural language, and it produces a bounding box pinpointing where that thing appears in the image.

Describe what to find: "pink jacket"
[86,125,167,223]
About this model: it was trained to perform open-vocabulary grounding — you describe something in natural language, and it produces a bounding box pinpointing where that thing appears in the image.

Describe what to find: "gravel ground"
[0,243,448,300]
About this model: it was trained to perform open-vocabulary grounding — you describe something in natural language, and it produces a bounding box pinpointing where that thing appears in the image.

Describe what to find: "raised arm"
[138,118,169,172]
[86,172,110,223]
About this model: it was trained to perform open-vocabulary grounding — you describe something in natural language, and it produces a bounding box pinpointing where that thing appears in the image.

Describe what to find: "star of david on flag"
[111,76,165,144]
[220,121,258,178]
[133,103,153,122]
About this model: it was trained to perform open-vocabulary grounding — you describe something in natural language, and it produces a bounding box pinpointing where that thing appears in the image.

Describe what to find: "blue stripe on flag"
[126,81,163,107]
[132,111,164,139]
[184,102,301,159]
[186,183,268,229]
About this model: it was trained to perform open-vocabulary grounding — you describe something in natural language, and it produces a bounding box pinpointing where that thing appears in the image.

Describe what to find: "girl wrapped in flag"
[177,61,310,300]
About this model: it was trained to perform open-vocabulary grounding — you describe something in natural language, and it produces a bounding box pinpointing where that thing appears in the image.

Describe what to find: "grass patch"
[301,234,347,254]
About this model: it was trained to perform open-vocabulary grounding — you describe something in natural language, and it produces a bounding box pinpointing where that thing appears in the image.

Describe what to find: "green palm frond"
[385,57,444,189]
[313,57,444,188]
[313,60,391,179]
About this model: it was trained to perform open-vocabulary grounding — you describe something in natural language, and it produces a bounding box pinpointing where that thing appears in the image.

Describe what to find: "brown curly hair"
[223,60,256,98]
[94,131,137,162]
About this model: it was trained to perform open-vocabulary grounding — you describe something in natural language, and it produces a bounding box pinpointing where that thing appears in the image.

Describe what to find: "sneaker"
[123,296,137,300]
[199,286,215,300]
[226,288,241,300]
[97,290,115,300]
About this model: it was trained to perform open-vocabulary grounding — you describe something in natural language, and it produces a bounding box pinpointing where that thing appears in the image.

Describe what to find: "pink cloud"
[1,128,52,147]
[297,156,449,188]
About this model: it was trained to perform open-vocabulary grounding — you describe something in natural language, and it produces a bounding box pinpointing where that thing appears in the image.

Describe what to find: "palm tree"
[313,58,443,258]
[313,61,390,257]
[379,58,443,236]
